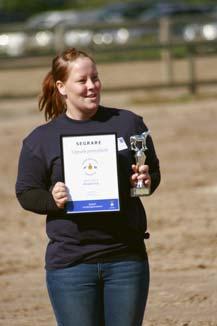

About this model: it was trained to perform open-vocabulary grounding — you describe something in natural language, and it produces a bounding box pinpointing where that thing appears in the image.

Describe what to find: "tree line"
[0,0,215,23]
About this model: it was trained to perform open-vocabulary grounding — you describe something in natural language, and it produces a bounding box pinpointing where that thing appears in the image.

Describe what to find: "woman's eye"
[92,76,99,81]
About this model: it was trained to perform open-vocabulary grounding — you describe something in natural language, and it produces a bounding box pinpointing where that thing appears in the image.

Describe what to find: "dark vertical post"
[188,44,197,94]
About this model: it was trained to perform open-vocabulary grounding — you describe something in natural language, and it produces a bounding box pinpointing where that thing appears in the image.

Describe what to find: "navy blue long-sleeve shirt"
[16,106,160,269]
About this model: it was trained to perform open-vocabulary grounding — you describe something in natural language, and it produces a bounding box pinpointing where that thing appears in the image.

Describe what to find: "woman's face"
[57,57,101,120]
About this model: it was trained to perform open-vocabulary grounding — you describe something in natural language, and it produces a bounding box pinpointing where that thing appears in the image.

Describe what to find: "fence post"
[159,16,174,85]
[187,44,197,94]
[54,24,65,53]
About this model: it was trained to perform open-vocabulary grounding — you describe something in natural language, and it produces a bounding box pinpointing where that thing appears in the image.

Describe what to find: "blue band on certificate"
[67,199,120,213]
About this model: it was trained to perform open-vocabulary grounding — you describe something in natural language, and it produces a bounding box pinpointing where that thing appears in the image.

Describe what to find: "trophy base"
[131,187,150,197]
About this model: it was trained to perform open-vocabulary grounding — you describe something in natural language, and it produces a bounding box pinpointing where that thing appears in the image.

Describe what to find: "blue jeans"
[46,259,149,326]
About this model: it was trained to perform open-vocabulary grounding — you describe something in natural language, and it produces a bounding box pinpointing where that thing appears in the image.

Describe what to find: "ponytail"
[38,70,66,121]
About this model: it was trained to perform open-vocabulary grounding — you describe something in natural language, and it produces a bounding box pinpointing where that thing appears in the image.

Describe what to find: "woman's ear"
[56,80,66,96]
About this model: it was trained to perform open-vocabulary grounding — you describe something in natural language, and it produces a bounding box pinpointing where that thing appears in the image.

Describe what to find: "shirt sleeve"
[15,141,61,215]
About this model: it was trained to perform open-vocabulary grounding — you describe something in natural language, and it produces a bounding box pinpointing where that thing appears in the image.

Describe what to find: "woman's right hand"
[52,182,68,208]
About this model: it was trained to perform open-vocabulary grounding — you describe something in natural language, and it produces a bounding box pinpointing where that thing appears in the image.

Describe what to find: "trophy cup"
[130,130,150,197]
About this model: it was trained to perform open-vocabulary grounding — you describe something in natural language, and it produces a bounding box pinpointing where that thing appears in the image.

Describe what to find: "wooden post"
[159,16,174,85]
[54,24,65,53]
[187,44,197,94]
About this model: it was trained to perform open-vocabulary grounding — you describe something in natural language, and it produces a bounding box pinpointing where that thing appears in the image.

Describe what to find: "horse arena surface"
[0,59,217,325]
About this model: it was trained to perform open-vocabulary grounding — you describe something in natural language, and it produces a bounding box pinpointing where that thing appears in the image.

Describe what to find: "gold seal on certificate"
[61,134,120,214]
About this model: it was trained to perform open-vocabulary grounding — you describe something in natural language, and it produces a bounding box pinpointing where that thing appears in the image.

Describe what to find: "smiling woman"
[55,56,101,120]
[38,48,101,120]
[15,47,161,326]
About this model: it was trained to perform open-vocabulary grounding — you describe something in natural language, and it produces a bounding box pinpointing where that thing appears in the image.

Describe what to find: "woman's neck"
[66,108,98,121]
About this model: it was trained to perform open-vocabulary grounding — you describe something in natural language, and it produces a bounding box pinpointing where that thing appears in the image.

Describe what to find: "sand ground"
[0,58,217,325]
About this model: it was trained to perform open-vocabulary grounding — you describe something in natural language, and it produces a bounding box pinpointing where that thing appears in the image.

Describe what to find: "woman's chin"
[86,102,99,111]
[83,105,98,118]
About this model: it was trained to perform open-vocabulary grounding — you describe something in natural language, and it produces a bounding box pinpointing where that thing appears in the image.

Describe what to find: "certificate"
[61,133,120,214]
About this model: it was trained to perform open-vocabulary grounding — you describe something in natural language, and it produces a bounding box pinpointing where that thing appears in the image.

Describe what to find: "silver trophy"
[130,130,150,197]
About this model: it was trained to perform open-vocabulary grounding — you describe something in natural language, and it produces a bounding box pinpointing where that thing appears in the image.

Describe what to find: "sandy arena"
[0,58,217,325]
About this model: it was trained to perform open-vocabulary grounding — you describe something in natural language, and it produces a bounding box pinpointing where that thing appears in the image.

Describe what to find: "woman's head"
[39,48,101,121]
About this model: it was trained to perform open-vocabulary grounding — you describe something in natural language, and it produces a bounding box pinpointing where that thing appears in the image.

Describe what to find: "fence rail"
[1,14,217,96]
[1,39,217,96]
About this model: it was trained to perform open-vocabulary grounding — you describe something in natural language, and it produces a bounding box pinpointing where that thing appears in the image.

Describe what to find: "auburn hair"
[38,48,95,121]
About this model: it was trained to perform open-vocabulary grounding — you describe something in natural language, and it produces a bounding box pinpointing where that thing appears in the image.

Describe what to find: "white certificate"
[61,134,120,214]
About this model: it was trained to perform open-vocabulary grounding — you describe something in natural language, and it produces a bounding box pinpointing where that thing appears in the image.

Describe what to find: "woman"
[16,48,161,326]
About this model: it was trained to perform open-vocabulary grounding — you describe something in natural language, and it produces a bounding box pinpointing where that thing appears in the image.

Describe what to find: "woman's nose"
[86,78,95,89]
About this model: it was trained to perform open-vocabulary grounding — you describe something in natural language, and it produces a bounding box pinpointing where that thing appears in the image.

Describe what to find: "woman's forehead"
[68,57,97,74]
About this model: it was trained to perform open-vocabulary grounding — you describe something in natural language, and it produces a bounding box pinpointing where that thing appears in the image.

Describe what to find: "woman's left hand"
[130,164,151,189]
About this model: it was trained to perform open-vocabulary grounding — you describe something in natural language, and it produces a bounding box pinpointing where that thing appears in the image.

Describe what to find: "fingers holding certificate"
[61,133,120,214]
